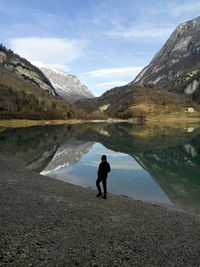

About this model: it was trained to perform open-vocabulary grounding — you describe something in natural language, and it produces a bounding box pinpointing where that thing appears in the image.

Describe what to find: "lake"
[1,122,200,215]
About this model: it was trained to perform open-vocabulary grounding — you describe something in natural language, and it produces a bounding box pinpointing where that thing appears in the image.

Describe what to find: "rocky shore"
[1,155,200,266]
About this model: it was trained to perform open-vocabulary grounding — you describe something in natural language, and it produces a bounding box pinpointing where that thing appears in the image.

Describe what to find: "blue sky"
[1,0,200,96]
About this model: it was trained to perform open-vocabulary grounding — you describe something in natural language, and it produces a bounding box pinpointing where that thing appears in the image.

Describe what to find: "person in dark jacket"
[96,155,111,199]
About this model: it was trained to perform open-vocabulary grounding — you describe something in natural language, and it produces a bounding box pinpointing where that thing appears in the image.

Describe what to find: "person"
[96,155,111,199]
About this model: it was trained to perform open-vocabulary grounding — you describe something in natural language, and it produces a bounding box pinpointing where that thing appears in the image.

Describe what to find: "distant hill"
[130,16,200,103]
[40,67,94,103]
[76,83,200,121]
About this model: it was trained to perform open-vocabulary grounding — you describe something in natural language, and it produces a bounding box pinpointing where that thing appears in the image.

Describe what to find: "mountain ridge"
[1,15,200,122]
[0,44,56,95]
[0,45,88,120]
[0,44,104,120]
[75,15,200,121]
[130,16,200,103]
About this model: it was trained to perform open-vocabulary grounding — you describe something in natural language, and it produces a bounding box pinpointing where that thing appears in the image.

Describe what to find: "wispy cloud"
[95,151,129,157]
[9,37,88,72]
[147,1,200,18]
[109,161,142,170]
[86,160,142,170]
[83,66,143,78]
[105,24,174,41]
[167,1,200,16]
[95,81,128,87]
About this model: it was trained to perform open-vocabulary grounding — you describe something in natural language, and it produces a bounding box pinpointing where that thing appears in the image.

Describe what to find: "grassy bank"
[0,119,83,128]
[1,114,200,129]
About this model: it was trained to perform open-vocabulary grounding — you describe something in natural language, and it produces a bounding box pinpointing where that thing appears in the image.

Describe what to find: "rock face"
[41,67,94,103]
[0,45,84,120]
[0,45,56,95]
[131,16,200,103]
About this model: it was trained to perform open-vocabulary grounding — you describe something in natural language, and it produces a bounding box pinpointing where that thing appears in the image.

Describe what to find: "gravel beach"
[1,155,200,267]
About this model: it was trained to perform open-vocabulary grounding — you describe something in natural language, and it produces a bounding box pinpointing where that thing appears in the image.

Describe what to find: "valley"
[1,17,200,123]
[1,4,200,266]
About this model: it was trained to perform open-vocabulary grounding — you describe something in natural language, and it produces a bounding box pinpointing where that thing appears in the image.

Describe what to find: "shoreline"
[1,117,200,128]
[1,155,200,266]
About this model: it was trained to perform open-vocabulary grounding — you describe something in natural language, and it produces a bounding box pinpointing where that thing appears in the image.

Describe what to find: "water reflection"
[0,123,200,214]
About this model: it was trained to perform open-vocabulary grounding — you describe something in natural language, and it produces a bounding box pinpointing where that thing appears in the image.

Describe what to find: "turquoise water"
[1,122,200,214]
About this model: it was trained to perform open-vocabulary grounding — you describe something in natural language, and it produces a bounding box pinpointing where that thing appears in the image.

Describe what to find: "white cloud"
[95,151,129,157]
[9,37,88,71]
[83,66,143,78]
[95,81,128,87]
[105,24,174,40]
[85,160,142,170]
[109,161,142,170]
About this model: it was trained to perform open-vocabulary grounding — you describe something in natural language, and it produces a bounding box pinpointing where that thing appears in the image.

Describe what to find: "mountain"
[0,44,56,95]
[40,67,94,103]
[76,16,200,121]
[0,44,87,120]
[130,16,200,103]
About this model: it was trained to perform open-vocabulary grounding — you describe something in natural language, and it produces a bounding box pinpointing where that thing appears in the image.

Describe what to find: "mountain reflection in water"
[0,123,200,215]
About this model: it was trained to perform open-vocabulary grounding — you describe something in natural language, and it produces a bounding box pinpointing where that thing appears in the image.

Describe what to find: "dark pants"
[96,176,107,196]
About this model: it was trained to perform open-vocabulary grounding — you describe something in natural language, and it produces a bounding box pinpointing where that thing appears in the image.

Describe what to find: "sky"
[1,0,200,96]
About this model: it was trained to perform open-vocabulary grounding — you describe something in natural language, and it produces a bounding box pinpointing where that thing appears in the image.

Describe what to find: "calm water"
[1,122,200,214]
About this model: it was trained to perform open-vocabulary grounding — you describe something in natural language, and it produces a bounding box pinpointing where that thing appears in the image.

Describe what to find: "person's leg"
[102,177,107,199]
[96,176,102,196]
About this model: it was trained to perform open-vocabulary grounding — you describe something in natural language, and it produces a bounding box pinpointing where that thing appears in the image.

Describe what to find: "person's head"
[101,155,107,161]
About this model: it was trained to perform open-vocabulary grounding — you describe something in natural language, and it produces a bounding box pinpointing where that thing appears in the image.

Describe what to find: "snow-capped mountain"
[40,67,94,103]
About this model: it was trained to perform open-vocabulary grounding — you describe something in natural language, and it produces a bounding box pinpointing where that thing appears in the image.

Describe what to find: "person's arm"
[97,163,101,175]
[107,163,111,173]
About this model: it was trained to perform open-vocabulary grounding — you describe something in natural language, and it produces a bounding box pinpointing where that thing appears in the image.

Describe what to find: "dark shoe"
[103,195,107,199]
[96,193,102,197]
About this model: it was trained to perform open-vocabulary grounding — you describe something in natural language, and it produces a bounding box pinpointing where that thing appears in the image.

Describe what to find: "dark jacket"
[98,160,111,178]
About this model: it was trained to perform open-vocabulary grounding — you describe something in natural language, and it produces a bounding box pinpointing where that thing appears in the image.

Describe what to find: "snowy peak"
[40,67,94,103]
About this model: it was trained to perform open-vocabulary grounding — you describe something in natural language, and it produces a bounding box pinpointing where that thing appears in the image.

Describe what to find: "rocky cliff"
[131,16,200,103]
[40,67,94,103]
[0,45,56,95]
[0,45,88,120]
